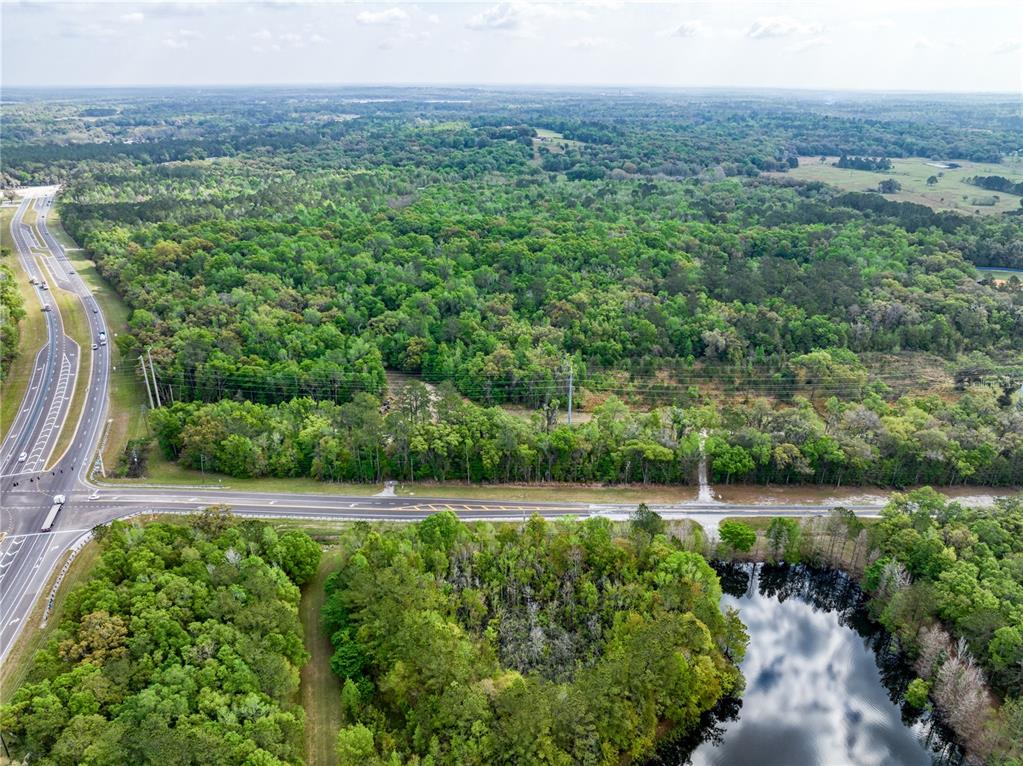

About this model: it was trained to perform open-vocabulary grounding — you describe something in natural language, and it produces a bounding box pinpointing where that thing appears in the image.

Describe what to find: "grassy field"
[531,127,582,161]
[1,204,49,440]
[46,208,151,469]
[46,273,92,468]
[300,550,344,766]
[0,539,100,704]
[771,156,1023,215]
[977,267,1023,282]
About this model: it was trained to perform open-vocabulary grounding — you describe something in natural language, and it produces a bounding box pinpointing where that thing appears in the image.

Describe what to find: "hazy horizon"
[3,0,1020,93]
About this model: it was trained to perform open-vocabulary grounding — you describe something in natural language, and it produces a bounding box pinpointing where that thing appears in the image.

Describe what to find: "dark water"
[647,564,962,766]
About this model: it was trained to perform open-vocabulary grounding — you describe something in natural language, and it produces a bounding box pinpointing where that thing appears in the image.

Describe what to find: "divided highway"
[0,188,110,662]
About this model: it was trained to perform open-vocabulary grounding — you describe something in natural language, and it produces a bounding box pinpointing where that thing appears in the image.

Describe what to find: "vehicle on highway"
[41,495,65,532]
[18,451,27,462]
[40,282,48,290]
[91,343,98,350]
[93,307,98,313]
[99,331,107,346]
[29,277,37,284]
[41,303,51,312]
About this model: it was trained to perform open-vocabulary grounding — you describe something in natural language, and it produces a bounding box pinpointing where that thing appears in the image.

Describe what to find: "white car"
[91,343,98,350]
[18,451,27,462]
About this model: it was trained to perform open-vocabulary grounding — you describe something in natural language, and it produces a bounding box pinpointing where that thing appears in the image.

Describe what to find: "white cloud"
[162,28,201,49]
[378,29,430,50]
[993,38,1020,54]
[60,22,120,39]
[426,13,440,25]
[145,1,210,18]
[466,2,588,34]
[568,36,611,49]
[746,16,824,40]
[120,11,145,23]
[787,35,831,53]
[670,20,710,39]
[913,36,937,49]
[467,3,524,31]
[356,7,409,26]
[251,28,273,41]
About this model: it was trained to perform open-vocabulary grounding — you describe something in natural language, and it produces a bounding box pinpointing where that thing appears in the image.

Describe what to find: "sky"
[2,0,1021,92]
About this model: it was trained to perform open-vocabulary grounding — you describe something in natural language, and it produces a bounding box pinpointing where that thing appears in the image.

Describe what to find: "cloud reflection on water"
[687,575,937,766]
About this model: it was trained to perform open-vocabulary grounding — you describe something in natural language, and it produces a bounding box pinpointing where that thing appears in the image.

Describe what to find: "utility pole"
[147,347,162,408]
[139,355,155,409]
[566,359,574,426]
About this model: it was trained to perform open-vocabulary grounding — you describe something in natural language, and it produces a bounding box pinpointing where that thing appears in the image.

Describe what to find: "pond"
[647,563,962,766]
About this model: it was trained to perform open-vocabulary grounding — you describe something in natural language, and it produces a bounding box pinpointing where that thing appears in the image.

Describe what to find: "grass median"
[45,273,92,469]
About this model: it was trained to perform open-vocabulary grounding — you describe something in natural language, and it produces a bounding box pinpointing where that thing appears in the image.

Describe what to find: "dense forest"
[321,511,746,765]
[0,262,25,381]
[148,380,1023,487]
[0,514,322,765]
[2,88,1022,488]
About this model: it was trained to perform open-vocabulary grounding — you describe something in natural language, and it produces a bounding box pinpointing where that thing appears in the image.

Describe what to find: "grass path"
[300,550,344,766]
[1,204,48,439]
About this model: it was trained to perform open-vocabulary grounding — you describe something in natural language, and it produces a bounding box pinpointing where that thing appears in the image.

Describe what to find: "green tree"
[718,520,757,555]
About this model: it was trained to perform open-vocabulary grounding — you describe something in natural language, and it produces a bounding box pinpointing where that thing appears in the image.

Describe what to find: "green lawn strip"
[1,207,48,439]
[0,540,100,704]
[299,550,344,766]
[45,281,92,468]
[102,451,382,495]
[396,481,699,504]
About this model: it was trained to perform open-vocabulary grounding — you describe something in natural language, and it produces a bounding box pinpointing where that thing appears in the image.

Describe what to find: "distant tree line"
[967,175,1023,197]
[835,155,893,171]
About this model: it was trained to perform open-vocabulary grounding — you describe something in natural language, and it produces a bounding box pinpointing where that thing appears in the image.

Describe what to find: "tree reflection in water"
[644,563,964,766]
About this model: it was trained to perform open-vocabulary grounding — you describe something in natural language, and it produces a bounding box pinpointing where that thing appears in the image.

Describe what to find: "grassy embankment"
[773,156,1023,215]
[1,201,49,439]
[0,539,101,703]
